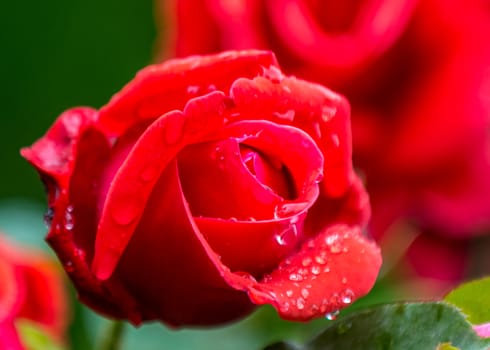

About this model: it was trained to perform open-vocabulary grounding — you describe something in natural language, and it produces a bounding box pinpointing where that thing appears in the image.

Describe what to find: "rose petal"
[113,160,254,326]
[0,322,23,350]
[265,0,417,68]
[222,225,382,321]
[98,50,279,135]
[177,138,283,220]
[222,120,324,202]
[20,108,99,203]
[0,251,21,321]
[230,74,354,197]
[93,92,228,280]
[0,236,67,339]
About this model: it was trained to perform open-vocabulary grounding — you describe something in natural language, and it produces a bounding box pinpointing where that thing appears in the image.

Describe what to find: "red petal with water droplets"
[230,74,354,198]
[93,92,228,280]
[20,108,98,202]
[98,50,279,136]
[222,225,381,321]
[112,160,254,326]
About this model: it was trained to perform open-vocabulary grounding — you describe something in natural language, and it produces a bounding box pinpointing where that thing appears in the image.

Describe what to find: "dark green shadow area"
[0,0,156,200]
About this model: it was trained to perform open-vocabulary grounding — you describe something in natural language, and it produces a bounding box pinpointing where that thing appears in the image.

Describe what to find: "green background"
[0,0,156,201]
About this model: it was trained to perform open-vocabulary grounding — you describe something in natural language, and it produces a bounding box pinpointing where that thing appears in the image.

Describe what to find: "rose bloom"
[0,234,67,349]
[22,50,381,327]
[159,0,490,282]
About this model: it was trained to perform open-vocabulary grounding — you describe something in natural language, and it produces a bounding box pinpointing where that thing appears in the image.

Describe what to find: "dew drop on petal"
[311,266,321,275]
[273,110,295,122]
[341,289,354,305]
[302,257,312,267]
[280,302,290,313]
[65,260,74,273]
[186,85,200,94]
[301,288,310,299]
[44,207,55,228]
[315,255,326,265]
[286,290,294,297]
[112,201,139,226]
[296,297,305,310]
[325,310,340,321]
[289,273,303,281]
[313,122,322,138]
[321,105,337,122]
[64,205,75,231]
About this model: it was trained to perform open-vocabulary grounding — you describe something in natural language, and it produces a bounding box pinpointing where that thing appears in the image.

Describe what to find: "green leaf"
[263,302,490,350]
[436,342,460,350]
[445,277,490,324]
[17,320,67,350]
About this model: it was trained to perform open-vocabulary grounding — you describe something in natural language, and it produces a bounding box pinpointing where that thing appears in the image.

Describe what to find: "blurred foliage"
[0,0,156,200]
[17,320,67,350]
[264,303,490,350]
[445,277,490,324]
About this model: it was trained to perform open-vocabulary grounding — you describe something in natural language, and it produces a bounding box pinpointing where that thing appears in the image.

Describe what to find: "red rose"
[22,50,381,327]
[159,0,490,282]
[0,234,68,349]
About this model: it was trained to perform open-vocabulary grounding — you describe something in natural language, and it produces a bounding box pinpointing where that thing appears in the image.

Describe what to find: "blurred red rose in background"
[0,234,67,349]
[21,50,381,327]
[158,0,490,283]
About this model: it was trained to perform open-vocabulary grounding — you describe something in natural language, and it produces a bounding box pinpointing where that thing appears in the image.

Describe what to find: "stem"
[98,321,125,350]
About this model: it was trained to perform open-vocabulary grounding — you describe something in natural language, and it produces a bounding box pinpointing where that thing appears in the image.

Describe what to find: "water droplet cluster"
[257,228,357,319]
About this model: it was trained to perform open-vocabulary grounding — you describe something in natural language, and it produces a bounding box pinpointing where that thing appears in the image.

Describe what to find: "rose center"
[177,138,295,221]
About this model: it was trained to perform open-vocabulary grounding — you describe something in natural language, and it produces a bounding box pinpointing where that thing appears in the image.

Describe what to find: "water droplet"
[313,122,322,138]
[229,217,238,222]
[286,290,293,297]
[186,85,200,94]
[302,257,312,267]
[321,105,337,122]
[331,134,340,147]
[341,277,348,284]
[65,260,74,272]
[301,288,310,299]
[311,266,321,275]
[298,268,308,276]
[282,85,292,94]
[74,248,86,260]
[289,273,303,281]
[44,207,55,228]
[280,302,290,312]
[323,266,331,273]
[64,206,74,231]
[341,289,354,305]
[247,217,256,222]
[273,110,295,121]
[296,297,305,310]
[112,201,140,226]
[207,84,217,92]
[325,310,340,321]
[274,202,307,218]
[315,255,326,265]
[235,271,257,282]
[275,234,287,246]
